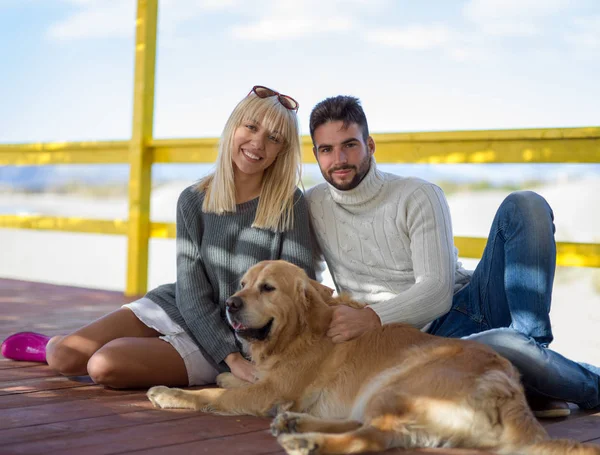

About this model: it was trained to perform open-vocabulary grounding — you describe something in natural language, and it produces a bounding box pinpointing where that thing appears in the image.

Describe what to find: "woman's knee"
[46,335,91,376]
[87,342,125,388]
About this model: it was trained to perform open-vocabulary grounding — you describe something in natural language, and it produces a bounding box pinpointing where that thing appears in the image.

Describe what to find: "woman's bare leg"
[46,308,160,376]
[87,337,189,388]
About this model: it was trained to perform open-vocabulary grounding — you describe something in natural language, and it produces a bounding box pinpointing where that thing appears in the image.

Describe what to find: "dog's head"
[225,260,334,352]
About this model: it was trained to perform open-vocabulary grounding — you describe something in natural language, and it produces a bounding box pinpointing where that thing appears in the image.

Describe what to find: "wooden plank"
[544,413,600,442]
[0,279,131,302]
[125,0,158,297]
[0,384,137,410]
[454,237,600,268]
[0,142,129,166]
[2,127,598,166]
[0,376,91,397]
[385,450,495,454]
[4,413,272,454]
[366,137,600,165]
[0,279,133,353]
[0,215,128,236]
[0,391,151,430]
[0,408,193,445]
[0,359,40,370]
[0,365,59,381]
[150,128,600,165]
[128,428,284,455]
[139,428,497,455]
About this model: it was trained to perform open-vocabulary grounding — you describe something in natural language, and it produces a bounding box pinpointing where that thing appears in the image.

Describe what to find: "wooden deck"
[1,278,599,455]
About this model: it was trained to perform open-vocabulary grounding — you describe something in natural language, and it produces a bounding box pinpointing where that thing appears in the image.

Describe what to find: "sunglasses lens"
[253,86,277,98]
[279,95,298,111]
[250,86,298,111]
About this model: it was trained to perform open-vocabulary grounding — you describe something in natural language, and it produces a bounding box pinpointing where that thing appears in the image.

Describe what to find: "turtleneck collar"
[327,157,385,206]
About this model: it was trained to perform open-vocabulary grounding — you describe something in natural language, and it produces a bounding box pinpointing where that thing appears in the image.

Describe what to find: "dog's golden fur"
[148,260,600,455]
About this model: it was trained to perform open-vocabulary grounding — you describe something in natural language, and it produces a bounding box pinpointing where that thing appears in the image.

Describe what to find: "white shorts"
[122,297,219,386]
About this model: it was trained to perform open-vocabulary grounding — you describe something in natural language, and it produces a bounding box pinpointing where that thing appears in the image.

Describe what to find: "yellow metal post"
[126,0,158,296]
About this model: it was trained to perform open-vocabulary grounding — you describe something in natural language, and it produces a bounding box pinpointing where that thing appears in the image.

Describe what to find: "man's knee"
[466,328,524,350]
[465,328,546,370]
[501,191,551,216]
[46,336,90,376]
[498,191,555,236]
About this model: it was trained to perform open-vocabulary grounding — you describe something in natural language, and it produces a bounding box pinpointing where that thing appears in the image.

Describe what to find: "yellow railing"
[1,0,599,296]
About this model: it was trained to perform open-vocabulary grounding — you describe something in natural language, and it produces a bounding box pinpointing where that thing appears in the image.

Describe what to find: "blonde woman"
[2,86,315,388]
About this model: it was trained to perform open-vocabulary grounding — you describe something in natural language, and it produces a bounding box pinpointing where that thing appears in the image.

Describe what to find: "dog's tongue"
[232,321,245,331]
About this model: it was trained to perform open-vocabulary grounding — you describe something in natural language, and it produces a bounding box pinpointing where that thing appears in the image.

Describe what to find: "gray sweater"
[146,185,315,372]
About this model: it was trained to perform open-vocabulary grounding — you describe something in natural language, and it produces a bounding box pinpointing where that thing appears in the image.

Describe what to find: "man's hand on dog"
[327,306,381,343]
[225,352,258,383]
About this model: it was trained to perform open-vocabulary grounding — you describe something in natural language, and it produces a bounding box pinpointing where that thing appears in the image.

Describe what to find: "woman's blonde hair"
[196,92,302,232]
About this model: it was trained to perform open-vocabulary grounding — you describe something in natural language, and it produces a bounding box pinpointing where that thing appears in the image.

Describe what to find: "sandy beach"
[1,177,599,367]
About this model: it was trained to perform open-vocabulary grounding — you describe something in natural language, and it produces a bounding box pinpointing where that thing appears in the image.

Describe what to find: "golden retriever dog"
[148,260,599,455]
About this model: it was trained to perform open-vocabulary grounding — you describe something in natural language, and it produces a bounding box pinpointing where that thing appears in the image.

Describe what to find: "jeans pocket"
[452,284,485,325]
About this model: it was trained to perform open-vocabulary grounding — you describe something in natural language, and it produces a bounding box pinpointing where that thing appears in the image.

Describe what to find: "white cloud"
[231,17,354,41]
[363,25,487,62]
[39,0,600,66]
[158,0,237,29]
[44,0,389,42]
[47,0,136,40]
[365,24,452,50]
[446,46,478,62]
[463,0,570,37]
[565,16,600,53]
[227,0,388,41]
[46,0,238,41]
[464,0,571,21]
[476,22,541,37]
[188,0,237,11]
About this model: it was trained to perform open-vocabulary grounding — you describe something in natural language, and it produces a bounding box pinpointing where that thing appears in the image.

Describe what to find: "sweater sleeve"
[174,190,239,367]
[368,184,456,328]
[279,190,317,280]
[305,186,328,283]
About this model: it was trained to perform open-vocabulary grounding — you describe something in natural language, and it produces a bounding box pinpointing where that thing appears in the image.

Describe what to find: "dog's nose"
[226,296,244,313]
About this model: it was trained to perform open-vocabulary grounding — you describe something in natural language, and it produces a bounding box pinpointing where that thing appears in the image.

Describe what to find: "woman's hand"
[224,352,258,383]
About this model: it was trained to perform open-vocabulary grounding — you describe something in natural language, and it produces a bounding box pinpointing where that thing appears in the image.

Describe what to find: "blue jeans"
[427,191,600,409]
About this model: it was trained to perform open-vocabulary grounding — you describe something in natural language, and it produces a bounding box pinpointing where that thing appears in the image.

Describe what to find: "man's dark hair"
[309,95,370,143]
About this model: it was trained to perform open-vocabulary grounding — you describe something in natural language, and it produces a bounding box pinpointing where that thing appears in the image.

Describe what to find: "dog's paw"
[147,385,170,408]
[267,401,294,418]
[271,412,300,436]
[277,434,320,455]
[147,385,188,409]
[216,372,248,389]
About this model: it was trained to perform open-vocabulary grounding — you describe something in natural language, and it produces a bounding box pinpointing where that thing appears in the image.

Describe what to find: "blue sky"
[1,0,599,144]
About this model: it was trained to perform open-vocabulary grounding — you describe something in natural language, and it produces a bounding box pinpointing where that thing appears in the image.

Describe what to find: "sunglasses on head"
[248,85,299,112]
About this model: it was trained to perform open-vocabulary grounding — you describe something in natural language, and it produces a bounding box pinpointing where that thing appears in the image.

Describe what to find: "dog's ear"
[299,276,333,334]
[298,277,332,306]
[308,279,334,301]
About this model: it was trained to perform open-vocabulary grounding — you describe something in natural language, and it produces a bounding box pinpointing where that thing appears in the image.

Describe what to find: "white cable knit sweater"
[306,159,472,330]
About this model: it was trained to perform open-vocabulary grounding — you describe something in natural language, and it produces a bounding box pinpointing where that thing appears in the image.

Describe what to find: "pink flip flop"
[1,332,51,363]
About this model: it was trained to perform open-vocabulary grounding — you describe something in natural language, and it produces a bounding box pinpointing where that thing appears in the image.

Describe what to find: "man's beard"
[323,155,371,191]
